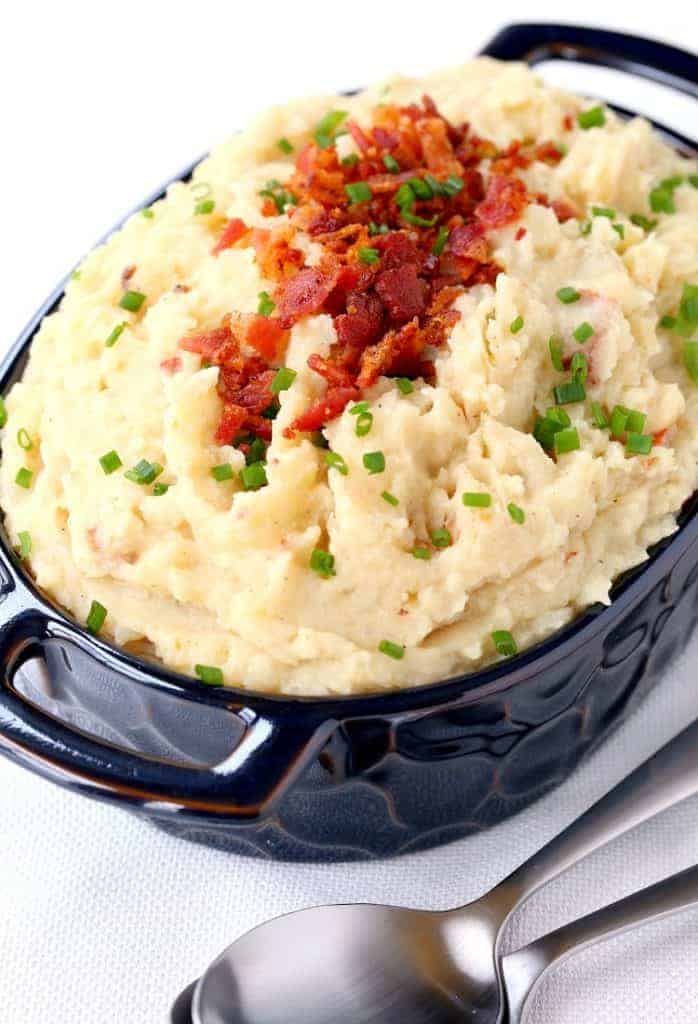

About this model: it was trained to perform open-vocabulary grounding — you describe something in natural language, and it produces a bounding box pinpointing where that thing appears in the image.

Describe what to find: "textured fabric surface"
[1,634,698,1023]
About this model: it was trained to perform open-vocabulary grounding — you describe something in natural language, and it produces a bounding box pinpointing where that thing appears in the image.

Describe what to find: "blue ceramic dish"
[0,24,696,861]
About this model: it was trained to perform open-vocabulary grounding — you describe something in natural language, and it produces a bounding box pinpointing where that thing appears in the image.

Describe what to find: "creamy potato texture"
[2,60,697,695]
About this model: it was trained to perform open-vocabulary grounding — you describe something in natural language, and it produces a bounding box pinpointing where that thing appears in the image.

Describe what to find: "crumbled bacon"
[277,265,339,327]
[121,264,136,289]
[375,264,426,323]
[287,386,358,436]
[475,175,529,228]
[515,227,527,241]
[160,356,182,374]
[212,217,249,256]
[245,315,288,361]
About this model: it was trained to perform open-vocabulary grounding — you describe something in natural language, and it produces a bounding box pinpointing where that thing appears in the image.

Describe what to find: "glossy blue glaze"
[0,24,695,860]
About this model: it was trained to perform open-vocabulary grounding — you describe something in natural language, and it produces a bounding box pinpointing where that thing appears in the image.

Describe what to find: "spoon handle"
[505,717,698,902]
[502,862,698,1024]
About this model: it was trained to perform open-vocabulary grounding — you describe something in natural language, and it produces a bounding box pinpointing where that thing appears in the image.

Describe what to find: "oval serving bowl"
[0,23,696,861]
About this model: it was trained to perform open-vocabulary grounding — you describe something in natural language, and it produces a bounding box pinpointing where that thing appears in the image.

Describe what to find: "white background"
[1,2,697,1021]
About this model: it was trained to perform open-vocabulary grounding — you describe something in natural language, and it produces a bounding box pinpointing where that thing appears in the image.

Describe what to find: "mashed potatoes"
[1,59,697,695]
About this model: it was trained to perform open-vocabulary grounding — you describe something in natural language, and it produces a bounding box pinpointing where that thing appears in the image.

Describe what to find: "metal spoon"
[175,717,698,1024]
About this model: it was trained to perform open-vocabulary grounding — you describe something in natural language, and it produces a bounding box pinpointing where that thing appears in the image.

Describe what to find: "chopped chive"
[431,528,452,547]
[342,153,359,168]
[355,410,373,437]
[690,175,698,189]
[680,283,698,327]
[462,491,491,508]
[553,378,586,404]
[152,483,170,496]
[314,110,348,149]
[86,600,107,635]
[382,490,399,506]
[549,336,564,372]
[277,137,294,154]
[259,180,297,214]
[244,437,267,466]
[17,530,32,559]
[630,213,657,231]
[570,351,588,383]
[507,503,525,524]
[349,401,370,415]
[443,175,464,196]
[553,427,580,455]
[363,451,385,474]
[534,416,563,450]
[591,401,608,428]
[257,291,275,316]
[271,367,297,394]
[492,629,517,656]
[211,463,234,481]
[358,246,380,265]
[580,220,592,236]
[394,183,415,209]
[510,315,524,334]
[610,405,630,437]
[557,286,580,304]
[105,322,127,348]
[378,639,405,660]
[683,341,698,382]
[382,154,400,173]
[412,546,432,560]
[190,181,212,200]
[262,400,279,420]
[71,270,82,280]
[573,321,594,344]
[407,176,433,200]
[592,205,615,218]
[195,664,224,686]
[396,377,414,395]
[626,409,646,434]
[99,450,122,475]
[626,432,653,455]
[401,211,437,228]
[15,467,33,489]
[546,406,571,428]
[325,451,348,476]
[611,223,625,240]
[240,461,267,490]
[345,181,373,204]
[649,186,675,214]
[0,397,6,427]
[310,548,336,578]
[125,459,163,485]
[578,106,605,130]
[119,290,146,313]
[432,226,449,256]
[17,428,32,451]
[660,175,684,190]
[368,220,388,235]
[141,207,155,219]
[194,199,215,215]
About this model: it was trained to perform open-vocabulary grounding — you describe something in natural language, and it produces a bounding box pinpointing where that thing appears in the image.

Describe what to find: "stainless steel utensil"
[175,717,698,1023]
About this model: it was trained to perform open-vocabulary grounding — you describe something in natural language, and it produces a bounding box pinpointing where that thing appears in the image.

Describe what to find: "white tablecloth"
[2,634,698,1023]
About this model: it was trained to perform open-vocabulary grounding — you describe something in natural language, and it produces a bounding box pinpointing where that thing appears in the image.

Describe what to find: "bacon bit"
[414,117,462,176]
[212,217,249,256]
[475,175,529,228]
[448,222,488,262]
[277,265,339,327]
[121,264,136,290]
[491,140,532,176]
[160,356,182,374]
[245,315,288,361]
[252,228,305,281]
[173,283,191,293]
[347,119,371,153]
[180,324,234,360]
[307,354,355,388]
[653,428,670,446]
[335,291,384,350]
[515,226,527,241]
[549,198,581,223]
[563,114,574,132]
[375,264,426,323]
[286,386,359,437]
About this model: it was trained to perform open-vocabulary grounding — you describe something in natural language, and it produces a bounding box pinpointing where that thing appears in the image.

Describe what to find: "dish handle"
[479,23,698,100]
[0,586,335,821]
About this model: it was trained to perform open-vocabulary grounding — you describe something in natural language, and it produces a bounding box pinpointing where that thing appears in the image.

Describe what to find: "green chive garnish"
[345,182,372,204]
[195,199,215,215]
[195,664,224,686]
[259,180,297,214]
[570,351,588,382]
[141,208,155,219]
[689,175,698,189]
[152,483,170,496]
[547,406,571,427]
[106,322,127,348]
[17,531,31,559]
[368,220,388,235]
[257,291,275,317]
[15,468,33,489]
[591,401,608,428]
[325,451,348,476]
[626,409,646,434]
[432,226,449,256]
[684,342,698,382]
[431,528,452,547]
[407,176,433,200]
[553,379,586,404]
[395,183,415,209]
[649,186,675,214]
[507,503,525,524]
[99,450,122,475]
[314,110,348,149]
[0,397,6,428]
[492,630,517,656]
[396,378,414,395]
[462,491,491,508]
[342,153,359,168]
[557,286,580,304]
[660,315,677,329]
[382,154,400,173]
[125,459,163,485]
[553,427,580,455]
[578,106,606,130]
[412,546,432,560]
[17,428,32,451]
[681,283,698,327]
[310,548,336,578]
[277,137,294,154]
[382,490,399,506]
[240,461,267,490]
[549,336,564,372]
[211,463,234,481]
[610,405,630,437]
[363,451,385,474]
[379,639,405,660]
[401,211,437,228]
[271,367,297,394]
[355,410,373,437]
[630,213,657,231]
[86,600,107,635]
[349,401,370,415]
[573,322,594,344]
[119,290,146,313]
[510,315,524,334]
[358,247,380,265]
[626,433,653,455]
[580,221,592,236]
[592,205,615,218]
